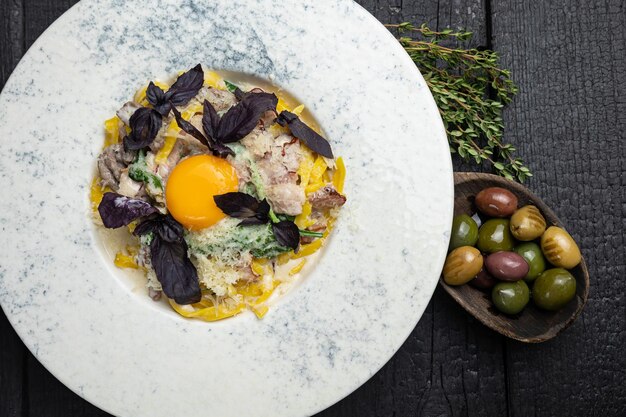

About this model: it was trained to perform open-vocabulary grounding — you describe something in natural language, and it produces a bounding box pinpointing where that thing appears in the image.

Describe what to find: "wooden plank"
[0,311,26,417]
[491,0,626,416]
[0,0,24,86]
[23,0,78,49]
[0,2,26,417]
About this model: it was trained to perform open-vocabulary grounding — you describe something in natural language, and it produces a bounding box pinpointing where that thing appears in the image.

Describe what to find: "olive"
[485,251,529,281]
[475,187,518,218]
[532,268,577,310]
[510,205,547,241]
[443,246,483,286]
[470,268,497,290]
[477,219,515,253]
[540,226,582,268]
[514,242,546,282]
[491,281,529,315]
[449,214,479,251]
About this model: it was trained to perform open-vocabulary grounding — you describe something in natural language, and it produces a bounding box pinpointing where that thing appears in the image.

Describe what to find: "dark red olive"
[485,251,529,281]
[470,268,497,290]
[475,187,518,218]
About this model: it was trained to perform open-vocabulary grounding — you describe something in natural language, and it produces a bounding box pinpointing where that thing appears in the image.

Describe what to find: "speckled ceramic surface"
[0,0,453,416]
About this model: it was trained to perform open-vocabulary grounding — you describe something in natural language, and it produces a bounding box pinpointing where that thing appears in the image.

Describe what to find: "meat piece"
[197,87,238,113]
[256,134,302,185]
[300,216,327,244]
[149,124,168,153]
[148,288,162,301]
[116,101,141,126]
[240,128,273,158]
[117,169,143,197]
[227,154,251,186]
[157,139,188,180]
[265,183,305,216]
[259,111,276,129]
[308,186,347,210]
[97,143,137,190]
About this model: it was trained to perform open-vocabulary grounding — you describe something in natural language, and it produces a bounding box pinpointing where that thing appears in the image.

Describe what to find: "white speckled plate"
[0,0,453,416]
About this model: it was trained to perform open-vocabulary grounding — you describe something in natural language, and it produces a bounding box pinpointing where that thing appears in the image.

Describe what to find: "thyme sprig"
[387,23,531,182]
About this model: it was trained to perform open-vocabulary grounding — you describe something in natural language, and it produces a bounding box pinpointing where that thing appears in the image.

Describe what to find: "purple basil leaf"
[272,221,300,251]
[166,64,204,107]
[97,192,158,228]
[276,110,334,158]
[133,215,184,242]
[146,82,171,115]
[237,217,268,226]
[216,92,278,143]
[171,105,210,147]
[202,99,220,140]
[171,105,234,158]
[123,107,163,150]
[150,237,201,305]
[214,192,265,219]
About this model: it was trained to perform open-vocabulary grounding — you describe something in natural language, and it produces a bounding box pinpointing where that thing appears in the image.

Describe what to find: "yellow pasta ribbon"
[103,116,120,146]
[333,157,346,193]
[204,71,222,88]
[289,260,306,275]
[169,298,245,322]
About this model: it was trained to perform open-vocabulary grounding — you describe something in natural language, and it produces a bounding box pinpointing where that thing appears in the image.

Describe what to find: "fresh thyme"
[387,23,531,182]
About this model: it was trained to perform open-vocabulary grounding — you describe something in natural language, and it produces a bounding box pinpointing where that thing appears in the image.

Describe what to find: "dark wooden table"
[1,1,625,416]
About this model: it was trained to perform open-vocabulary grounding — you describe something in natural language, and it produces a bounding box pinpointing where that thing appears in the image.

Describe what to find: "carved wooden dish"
[440,172,590,343]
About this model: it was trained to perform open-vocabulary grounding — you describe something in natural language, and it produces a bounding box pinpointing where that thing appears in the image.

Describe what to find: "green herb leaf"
[386,23,531,182]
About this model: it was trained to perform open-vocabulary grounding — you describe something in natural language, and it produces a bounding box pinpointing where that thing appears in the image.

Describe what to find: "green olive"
[510,205,546,241]
[477,219,515,253]
[532,268,577,310]
[514,242,546,282]
[491,281,529,315]
[541,226,582,269]
[443,246,483,286]
[449,214,479,251]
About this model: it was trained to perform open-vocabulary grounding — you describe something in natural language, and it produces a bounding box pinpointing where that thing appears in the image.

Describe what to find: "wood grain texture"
[0,0,625,416]
[0,0,23,87]
[491,0,626,415]
[441,172,590,343]
[0,2,26,417]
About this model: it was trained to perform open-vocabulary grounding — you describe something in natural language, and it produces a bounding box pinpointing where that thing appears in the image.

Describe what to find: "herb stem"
[298,230,324,238]
[268,209,280,224]
[388,22,531,182]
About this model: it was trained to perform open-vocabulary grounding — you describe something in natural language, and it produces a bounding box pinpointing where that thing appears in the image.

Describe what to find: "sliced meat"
[117,169,143,198]
[241,128,274,158]
[157,139,188,180]
[116,101,141,126]
[97,143,137,190]
[255,134,302,185]
[300,216,327,244]
[265,183,305,216]
[308,186,347,210]
[149,124,168,153]
[197,87,238,113]
[148,288,162,301]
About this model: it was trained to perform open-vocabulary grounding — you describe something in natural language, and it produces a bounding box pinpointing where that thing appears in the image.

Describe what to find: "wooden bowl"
[440,172,590,343]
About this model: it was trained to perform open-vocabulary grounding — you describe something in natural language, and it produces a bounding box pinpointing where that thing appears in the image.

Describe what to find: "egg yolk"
[166,155,239,230]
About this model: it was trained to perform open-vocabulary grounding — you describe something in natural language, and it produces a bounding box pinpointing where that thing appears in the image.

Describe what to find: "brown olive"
[510,205,547,241]
[540,226,582,269]
[443,246,484,286]
[484,251,529,281]
[470,268,497,290]
[475,187,518,218]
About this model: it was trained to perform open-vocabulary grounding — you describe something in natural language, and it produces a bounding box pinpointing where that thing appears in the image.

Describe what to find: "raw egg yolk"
[166,155,238,230]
